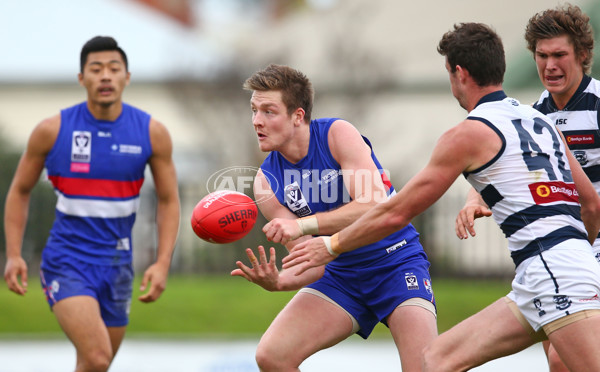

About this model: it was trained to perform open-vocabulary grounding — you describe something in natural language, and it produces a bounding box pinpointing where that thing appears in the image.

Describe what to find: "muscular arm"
[262,120,390,244]
[283,119,503,272]
[315,120,390,233]
[4,115,59,295]
[138,118,181,302]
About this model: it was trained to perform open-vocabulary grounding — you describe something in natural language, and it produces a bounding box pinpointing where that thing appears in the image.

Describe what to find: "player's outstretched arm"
[4,116,59,295]
[283,119,501,274]
[139,118,180,303]
[455,187,492,240]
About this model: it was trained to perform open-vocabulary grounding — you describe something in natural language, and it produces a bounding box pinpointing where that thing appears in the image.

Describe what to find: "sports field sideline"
[0,338,546,372]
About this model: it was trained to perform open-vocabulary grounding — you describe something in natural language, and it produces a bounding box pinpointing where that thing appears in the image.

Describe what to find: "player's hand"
[281,237,335,275]
[455,204,492,239]
[4,256,28,295]
[262,218,302,245]
[138,262,169,303]
[231,246,280,291]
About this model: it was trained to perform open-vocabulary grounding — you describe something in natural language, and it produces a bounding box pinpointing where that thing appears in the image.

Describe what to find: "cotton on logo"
[205,166,278,206]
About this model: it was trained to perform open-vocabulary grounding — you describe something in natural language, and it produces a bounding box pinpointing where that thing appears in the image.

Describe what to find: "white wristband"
[322,236,339,257]
[297,216,319,236]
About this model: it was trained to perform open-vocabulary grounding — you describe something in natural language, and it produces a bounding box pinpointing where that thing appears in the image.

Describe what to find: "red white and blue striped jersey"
[44,102,152,265]
[465,91,587,267]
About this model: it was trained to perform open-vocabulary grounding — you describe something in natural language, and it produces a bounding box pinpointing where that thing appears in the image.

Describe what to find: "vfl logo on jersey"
[405,273,419,290]
[284,182,312,217]
[71,131,91,173]
[533,298,546,317]
[528,181,579,205]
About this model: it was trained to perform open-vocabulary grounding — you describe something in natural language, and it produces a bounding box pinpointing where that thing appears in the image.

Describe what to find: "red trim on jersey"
[48,175,144,198]
[381,172,392,192]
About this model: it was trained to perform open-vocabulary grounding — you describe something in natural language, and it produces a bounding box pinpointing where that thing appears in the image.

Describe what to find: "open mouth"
[546,75,564,84]
[99,87,114,95]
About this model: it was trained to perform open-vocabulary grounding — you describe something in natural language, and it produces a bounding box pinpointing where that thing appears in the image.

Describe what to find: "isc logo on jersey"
[529,181,579,205]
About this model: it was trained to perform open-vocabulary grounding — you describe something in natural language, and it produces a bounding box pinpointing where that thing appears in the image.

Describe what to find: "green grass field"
[0,275,511,339]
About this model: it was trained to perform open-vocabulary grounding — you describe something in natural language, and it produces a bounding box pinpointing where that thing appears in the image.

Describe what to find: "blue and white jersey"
[533,75,600,193]
[260,117,422,268]
[44,102,153,265]
[464,91,588,267]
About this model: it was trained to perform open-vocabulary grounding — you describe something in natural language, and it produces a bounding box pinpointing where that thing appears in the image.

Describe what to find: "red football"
[191,191,258,244]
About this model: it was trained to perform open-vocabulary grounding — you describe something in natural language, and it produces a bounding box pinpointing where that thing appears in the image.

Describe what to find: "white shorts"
[507,239,600,331]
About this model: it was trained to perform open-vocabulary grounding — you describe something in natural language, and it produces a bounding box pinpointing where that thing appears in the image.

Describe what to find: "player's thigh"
[53,295,113,353]
[424,298,534,371]
[107,326,128,356]
[547,313,600,372]
[259,291,354,362]
[388,302,437,372]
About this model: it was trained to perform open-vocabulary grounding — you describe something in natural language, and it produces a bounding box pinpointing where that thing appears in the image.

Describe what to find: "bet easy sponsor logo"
[528,181,579,205]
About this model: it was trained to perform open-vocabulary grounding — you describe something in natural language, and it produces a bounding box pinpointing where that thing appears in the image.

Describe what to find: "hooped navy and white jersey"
[464,91,588,267]
[533,75,600,193]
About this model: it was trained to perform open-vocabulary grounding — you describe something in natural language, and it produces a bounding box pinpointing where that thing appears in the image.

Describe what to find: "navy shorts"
[306,249,435,339]
[40,252,134,327]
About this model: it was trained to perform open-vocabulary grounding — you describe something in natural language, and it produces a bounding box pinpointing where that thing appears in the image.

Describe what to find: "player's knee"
[422,343,438,372]
[422,343,456,372]
[256,347,284,371]
[255,341,299,371]
[78,349,112,372]
[547,350,569,372]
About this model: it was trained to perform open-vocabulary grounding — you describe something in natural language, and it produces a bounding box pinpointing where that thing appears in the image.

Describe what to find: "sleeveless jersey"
[464,91,587,267]
[260,117,422,268]
[44,102,152,265]
[533,75,600,192]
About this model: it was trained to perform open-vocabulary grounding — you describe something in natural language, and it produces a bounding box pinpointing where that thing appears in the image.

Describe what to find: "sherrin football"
[191,190,258,244]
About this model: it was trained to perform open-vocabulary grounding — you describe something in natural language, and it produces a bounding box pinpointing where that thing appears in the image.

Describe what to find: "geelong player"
[455,5,600,372]
[3,36,180,372]
[284,23,600,371]
[231,64,437,372]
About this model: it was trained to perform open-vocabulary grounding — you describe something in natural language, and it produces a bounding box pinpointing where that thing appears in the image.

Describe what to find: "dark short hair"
[437,23,505,87]
[525,4,594,74]
[80,36,128,73]
[243,64,314,123]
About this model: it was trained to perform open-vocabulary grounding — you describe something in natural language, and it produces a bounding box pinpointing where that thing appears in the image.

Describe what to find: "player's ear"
[77,72,84,86]
[455,65,469,83]
[293,107,305,126]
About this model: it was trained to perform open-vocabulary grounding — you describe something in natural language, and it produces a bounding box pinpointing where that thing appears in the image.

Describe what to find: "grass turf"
[0,275,511,338]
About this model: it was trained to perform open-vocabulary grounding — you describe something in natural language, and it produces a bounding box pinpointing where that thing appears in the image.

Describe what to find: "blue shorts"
[40,252,134,327]
[306,249,435,339]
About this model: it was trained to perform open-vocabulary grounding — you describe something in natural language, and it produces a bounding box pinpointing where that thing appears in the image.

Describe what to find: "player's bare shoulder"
[28,114,61,155]
[148,118,173,156]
